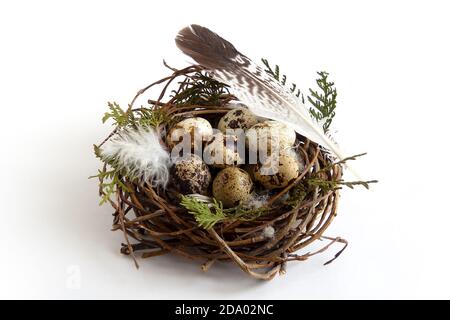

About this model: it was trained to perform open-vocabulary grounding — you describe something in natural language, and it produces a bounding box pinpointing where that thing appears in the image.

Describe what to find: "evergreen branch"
[339,180,378,189]
[317,152,367,174]
[89,144,128,205]
[307,178,378,192]
[89,167,130,205]
[285,183,308,208]
[261,58,302,97]
[102,102,135,127]
[225,205,270,221]
[138,107,171,128]
[180,196,227,229]
[261,58,280,81]
[180,196,270,229]
[102,102,170,128]
[285,176,377,207]
[309,153,377,192]
[307,71,337,133]
[285,153,378,206]
[261,59,338,132]
[92,143,133,205]
[172,72,229,106]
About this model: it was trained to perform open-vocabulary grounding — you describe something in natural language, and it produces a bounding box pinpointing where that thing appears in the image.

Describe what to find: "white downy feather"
[100,127,171,187]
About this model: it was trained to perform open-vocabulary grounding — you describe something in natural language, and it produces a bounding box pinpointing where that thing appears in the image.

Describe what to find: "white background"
[1,0,449,299]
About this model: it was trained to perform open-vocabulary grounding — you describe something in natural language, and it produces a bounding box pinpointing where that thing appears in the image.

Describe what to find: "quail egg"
[203,132,244,168]
[218,107,259,133]
[212,167,253,208]
[253,150,304,190]
[246,120,296,156]
[166,117,213,150]
[171,154,212,195]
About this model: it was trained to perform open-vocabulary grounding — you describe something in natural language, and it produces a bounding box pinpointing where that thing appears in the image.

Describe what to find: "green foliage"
[316,153,367,175]
[180,196,227,229]
[285,153,377,206]
[308,72,337,133]
[102,101,169,128]
[285,175,376,207]
[261,58,302,98]
[285,183,308,208]
[138,107,171,128]
[180,195,269,230]
[172,72,229,106]
[308,153,377,193]
[93,144,102,159]
[102,102,135,127]
[307,177,377,193]
[261,59,339,132]
[89,167,130,205]
[91,144,130,205]
[227,205,269,221]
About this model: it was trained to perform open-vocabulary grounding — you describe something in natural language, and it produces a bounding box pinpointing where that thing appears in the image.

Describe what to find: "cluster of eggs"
[167,107,304,208]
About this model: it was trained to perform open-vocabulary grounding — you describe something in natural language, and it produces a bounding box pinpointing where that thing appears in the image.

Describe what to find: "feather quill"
[175,25,350,167]
[100,126,171,187]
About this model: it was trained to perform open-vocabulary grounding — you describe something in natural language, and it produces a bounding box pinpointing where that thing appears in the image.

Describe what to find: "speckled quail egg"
[171,154,212,195]
[217,107,259,133]
[253,150,304,190]
[166,117,213,150]
[203,132,244,168]
[212,167,253,208]
[246,120,296,156]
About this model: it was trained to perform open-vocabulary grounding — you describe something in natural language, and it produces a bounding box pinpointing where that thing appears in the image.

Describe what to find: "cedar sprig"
[261,58,302,98]
[316,153,367,174]
[91,145,131,205]
[309,153,378,192]
[171,72,229,106]
[180,196,227,229]
[307,178,378,192]
[102,102,135,127]
[285,183,308,208]
[89,167,130,205]
[138,107,171,128]
[286,176,377,207]
[102,102,169,128]
[180,195,270,230]
[285,153,378,206]
[308,71,337,133]
[261,59,338,133]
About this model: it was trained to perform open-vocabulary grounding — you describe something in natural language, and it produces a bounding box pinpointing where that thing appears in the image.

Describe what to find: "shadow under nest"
[97,64,348,281]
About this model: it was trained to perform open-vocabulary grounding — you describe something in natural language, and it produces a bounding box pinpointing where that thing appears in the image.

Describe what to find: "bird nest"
[94,64,350,280]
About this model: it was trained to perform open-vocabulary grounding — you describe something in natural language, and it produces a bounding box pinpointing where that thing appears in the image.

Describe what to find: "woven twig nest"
[95,64,348,280]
